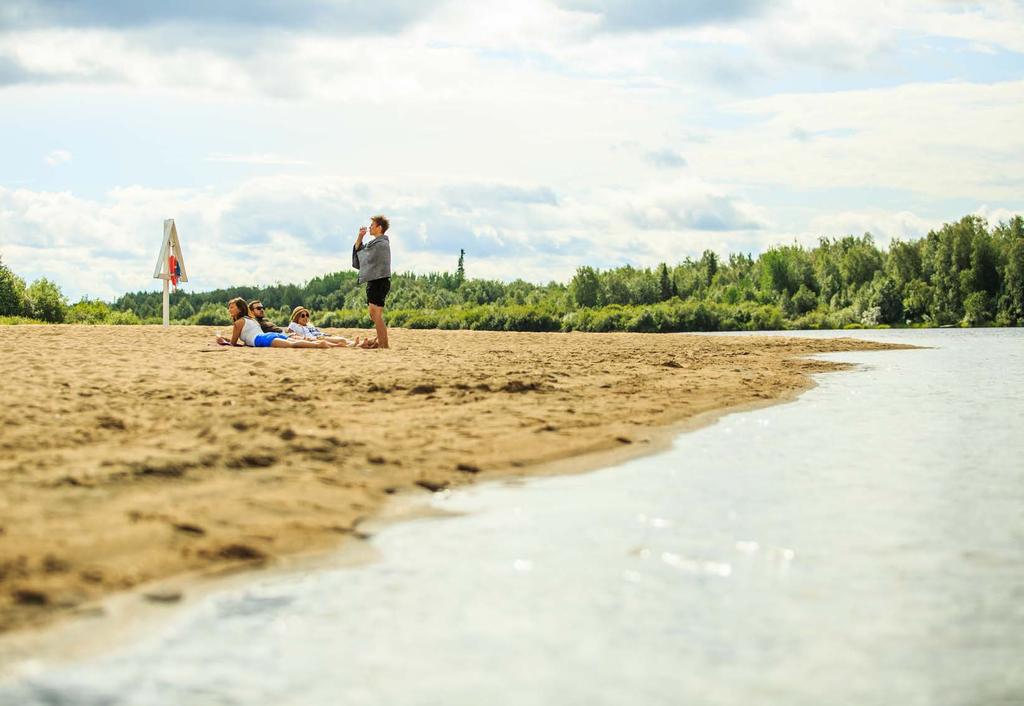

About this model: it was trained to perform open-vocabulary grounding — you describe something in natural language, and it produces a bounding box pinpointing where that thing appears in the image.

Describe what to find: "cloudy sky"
[1,0,1022,300]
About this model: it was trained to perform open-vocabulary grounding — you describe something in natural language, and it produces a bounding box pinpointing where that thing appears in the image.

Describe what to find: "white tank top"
[238,317,264,347]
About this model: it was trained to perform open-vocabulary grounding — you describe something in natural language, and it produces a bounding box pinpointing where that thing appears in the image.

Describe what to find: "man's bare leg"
[368,303,388,349]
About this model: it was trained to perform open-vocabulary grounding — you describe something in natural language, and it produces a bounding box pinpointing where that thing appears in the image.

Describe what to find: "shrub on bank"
[106,310,142,325]
[790,310,830,330]
[64,299,150,324]
[563,301,784,333]
[826,306,859,329]
[467,304,561,332]
[306,301,793,334]
[318,310,372,329]
[66,299,113,324]
[25,278,68,323]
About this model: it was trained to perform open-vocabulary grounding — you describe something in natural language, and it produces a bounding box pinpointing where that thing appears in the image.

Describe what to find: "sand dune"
[0,325,907,633]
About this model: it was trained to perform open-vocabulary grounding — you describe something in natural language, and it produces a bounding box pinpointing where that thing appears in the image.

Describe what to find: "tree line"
[3,214,1022,331]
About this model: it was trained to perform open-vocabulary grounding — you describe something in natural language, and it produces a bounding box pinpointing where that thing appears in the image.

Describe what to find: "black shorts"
[366,277,391,307]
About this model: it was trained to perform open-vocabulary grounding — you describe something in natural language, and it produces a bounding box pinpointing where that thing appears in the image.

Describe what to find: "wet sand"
[0,325,908,634]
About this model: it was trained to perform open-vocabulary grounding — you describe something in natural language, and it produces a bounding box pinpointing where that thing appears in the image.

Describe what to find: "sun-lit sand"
[0,325,907,634]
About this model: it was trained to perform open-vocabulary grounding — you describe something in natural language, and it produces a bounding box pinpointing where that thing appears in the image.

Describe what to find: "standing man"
[352,215,392,349]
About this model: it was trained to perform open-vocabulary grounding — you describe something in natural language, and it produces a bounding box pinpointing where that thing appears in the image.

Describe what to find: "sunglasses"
[252,306,265,311]
[298,314,309,319]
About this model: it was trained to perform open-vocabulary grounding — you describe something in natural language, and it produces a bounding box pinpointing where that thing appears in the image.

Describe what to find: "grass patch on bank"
[0,316,52,325]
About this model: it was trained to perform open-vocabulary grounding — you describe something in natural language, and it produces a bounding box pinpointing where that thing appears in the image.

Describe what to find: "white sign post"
[153,219,188,327]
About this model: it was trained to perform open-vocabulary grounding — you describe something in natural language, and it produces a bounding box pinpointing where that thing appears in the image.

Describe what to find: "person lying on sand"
[215,297,346,349]
[248,300,290,334]
[287,306,373,348]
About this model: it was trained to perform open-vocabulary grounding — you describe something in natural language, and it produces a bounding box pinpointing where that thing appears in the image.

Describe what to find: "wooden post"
[162,278,170,327]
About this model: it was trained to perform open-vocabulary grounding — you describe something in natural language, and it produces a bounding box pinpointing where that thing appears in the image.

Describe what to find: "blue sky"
[1,0,1022,299]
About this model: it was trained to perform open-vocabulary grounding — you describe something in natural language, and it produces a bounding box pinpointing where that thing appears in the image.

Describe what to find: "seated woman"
[215,297,338,349]
[287,306,368,347]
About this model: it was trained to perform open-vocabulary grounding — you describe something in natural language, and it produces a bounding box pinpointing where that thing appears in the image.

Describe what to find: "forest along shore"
[0,326,910,634]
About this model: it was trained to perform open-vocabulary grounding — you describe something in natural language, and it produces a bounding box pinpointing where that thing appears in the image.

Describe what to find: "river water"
[2,329,1022,706]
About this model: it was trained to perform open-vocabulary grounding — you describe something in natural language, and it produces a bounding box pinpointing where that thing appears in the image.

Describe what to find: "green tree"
[671,259,702,299]
[758,249,792,297]
[627,268,660,305]
[570,266,601,308]
[812,239,844,306]
[838,235,883,289]
[25,278,68,322]
[758,245,812,299]
[902,279,932,322]
[966,231,999,296]
[192,302,232,326]
[699,250,719,288]
[460,278,505,305]
[886,239,922,287]
[790,284,818,315]
[601,269,631,305]
[456,249,466,287]
[869,275,904,324]
[962,291,993,326]
[923,216,982,323]
[657,263,672,301]
[999,237,1024,324]
[171,298,196,320]
[0,256,28,316]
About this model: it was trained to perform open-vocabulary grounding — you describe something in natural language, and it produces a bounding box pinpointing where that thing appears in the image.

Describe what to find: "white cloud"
[973,204,1024,227]
[804,210,939,248]
[695,79,1024,201]
[918,0,1024,54]
[44,148,72,165]
[205,153,310,166]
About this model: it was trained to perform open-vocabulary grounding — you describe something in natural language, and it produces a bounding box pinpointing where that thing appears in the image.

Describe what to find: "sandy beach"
[0,325,906,634]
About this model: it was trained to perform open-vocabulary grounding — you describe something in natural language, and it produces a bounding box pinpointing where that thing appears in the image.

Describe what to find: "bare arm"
[230,318,245,346]
[353,226,367,252]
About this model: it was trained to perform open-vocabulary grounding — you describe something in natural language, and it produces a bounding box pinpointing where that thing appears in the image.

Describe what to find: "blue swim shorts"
[254,332,289,347]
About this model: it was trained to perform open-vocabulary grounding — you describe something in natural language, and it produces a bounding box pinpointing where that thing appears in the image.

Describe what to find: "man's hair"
[227,297,248,321]
[371,215,390,234]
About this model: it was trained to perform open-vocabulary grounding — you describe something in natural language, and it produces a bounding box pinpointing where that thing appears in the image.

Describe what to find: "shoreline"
[0,355,854,677]
[0,327,914,656]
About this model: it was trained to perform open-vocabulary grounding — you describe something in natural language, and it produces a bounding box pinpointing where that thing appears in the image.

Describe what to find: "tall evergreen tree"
[657,263,672,301]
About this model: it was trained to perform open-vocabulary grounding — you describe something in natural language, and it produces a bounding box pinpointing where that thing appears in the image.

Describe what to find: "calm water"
[3,329,1022,706]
